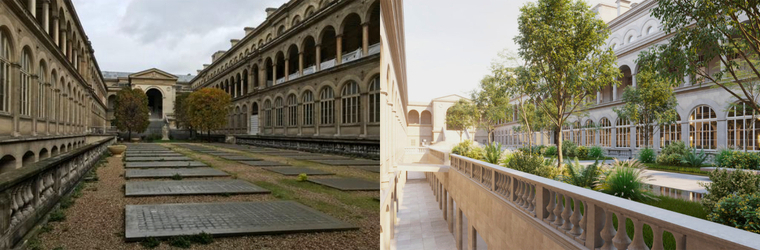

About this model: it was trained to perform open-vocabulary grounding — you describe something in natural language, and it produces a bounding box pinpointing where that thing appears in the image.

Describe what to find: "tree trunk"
[555,126,563,169]
[128,130,132,142]
[207,130,211,142]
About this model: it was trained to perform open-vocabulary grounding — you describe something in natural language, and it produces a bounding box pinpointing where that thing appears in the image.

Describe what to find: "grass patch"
[168,236,192,248]
[253,181,346,217]
[189,232,214,245]
[140,237,160,248]
[278,179,378,212]
[39,224,54,234]
[171,173,183,180]
[26,236,43,250]
[643,163,709,176]
[48,209,66,222]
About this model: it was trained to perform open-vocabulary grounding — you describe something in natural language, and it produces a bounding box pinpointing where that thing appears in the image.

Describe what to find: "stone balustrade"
[0,137,115,249]
[404,147,427,155]
[426,152,760,250]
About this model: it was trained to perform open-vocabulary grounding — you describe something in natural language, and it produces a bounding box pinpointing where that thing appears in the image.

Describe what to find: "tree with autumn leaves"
[113,88,150,140]
[185,88,231,141]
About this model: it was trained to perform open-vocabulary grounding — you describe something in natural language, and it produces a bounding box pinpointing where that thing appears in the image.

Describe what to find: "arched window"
[636,123,654,148]
[616,118,630,147]
[302,91,314,126]
[421,110,432,125]
[646,26,653,35]
[408,110,419,124]
[275,97,283,127]
[727,102,759,150]
[287,94,297,126]
[572,121,581,144]
[368,76,380,123]
[320,87,334,125]
[627,35,634,43]
[305,6,315,18]
[600,118,612,147]
[20,49,32,116]
[341,81,360,124]
[38,62,46,118]
[0,31,9,112]
[561,124,572,143]
[264,100,272,127]
[690,105,717,149]
[660,114,681,147]
[584,120,595,146]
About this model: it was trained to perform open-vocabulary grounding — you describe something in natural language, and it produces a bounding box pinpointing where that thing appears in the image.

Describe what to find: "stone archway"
[145,88,163,119]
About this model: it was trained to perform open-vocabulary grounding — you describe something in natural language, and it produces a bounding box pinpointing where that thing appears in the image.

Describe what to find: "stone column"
[45,83,50,135]
[31,75,38,136]
[55,89,60,135]
[27,0,36,17]
[362,23,369,56]
[11,63,20,137]
[52,15,59,46]
[298,52,303,76]
[284,59,289,81]
[681,122,690,147]
[334,95,340,136]
[361,92,367,137]
[336,35,343,65]
[631,73,637,87]
[653,126,661,150]
[315,44,321,71]
[272,63,277,85]
[596,91,601,104]
[612,84,618,101]
[42,0,50,34]
[717,119,727,149]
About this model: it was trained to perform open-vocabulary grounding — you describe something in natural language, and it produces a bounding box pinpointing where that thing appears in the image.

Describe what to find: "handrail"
[449,153,760,249]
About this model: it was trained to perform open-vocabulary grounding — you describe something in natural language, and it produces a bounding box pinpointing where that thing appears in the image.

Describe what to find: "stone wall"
[235,135,378,159]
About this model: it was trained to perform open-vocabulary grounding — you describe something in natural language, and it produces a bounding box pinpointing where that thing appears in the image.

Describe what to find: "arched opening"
[618,65,632,98]
[252,102,259,115]
[242,69,249,94]
[0,155,16,173]
[420,110,432,125]
[661,112,682,147]
[341,13,363,63]
[305,6,315,18]
[302,36,316,75]
[265,58,274,87]
[584,120,595,146]
[0,28,13,113]
[235,74,241,98]
[60,144,66,152]
[241,105,248,131]
[319,26,337,69]
[690,105,717,149]
[408,110,420,124]
[319,87,334,125]
[287,44,299,78]
[107,95,116,110]
[287,94,297,126]
[145,88,163,119]
[252,65,260,88]
[292,15,302,26]
[51,146,58,156]
[277,25,286,36]
[39,148,49,160]
[616,118,631,147]
[302,91,314,126]
[275,52,286,84]
[368,1,380,48]
[22,151,35,166]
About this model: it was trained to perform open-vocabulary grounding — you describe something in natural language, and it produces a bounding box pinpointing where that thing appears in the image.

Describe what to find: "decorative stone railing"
[0,137,115,249]
[443,153,760,250]
[368,43,381,55]
[404,147,427,154]
[303,65,316,76]
[320,59,336,70]
[342,48,363,64]
[235,135,379,159]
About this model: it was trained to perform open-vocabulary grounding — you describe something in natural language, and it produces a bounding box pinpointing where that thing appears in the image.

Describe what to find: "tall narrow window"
[690,105,717,149]
[320,87,334,125]
[572,121,582,143]
[0,31,10,112]
[561,124,572,143]
[727,102,758,150]
[341,81,360,124]
[20,49,31,116]
[600,118,612,147]
[38,63,46,119]
[264,100,272,127]
[287,94,297,126]
[368,76,380,123]
[636,124,654,148]
[275,97,283,127]
[660,114,681,147]
[584,120,595,146]
[302,91,314,126]
[616,118,630,147]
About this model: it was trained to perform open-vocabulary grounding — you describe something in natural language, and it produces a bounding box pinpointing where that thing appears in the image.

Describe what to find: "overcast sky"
[72,0,289,76]
[404,0,634,103]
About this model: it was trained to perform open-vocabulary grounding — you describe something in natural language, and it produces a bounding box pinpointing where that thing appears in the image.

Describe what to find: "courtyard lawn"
[611,195,707,250]
[643,163,709,176]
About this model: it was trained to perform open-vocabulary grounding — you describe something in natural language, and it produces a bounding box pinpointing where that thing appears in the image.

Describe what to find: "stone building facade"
[406,94,488,148]
[494,0,751,158]
[0,0,108,173]
[188,0,381,142]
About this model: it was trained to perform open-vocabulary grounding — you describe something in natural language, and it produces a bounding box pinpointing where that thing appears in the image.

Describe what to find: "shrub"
[483,142,504,164]
[720,150,760,170]
[701,169,760,211]
[588,146,604,159]
[49,209,66,222]
[500,152,514,166]
[574,146,588,159]
[189,232,214,244]
[638,148,656,163]
[657,141,688,165]
[297,173,308,182]
[714,147,734,167]
[141,237,161,249]
[169,236,192,248]
[596,160,655,202]
[680,148,708,167]
[451,140,484,160]
[558,158,601,189]
[562,140,577,158]
[707,192,760,234]
[544,145,558,156]
[506,152,559,179]
[171,173,183,180]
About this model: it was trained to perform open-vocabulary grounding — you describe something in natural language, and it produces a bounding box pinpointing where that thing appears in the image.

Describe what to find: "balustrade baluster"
[570,197,583,236]
[600,208,616,250]
[650,225,665,250]
[527,184,535,212]
[522,182,530,209]
[629,218,649,250]
[516,181,524,206]
[613,212,632,250]
[579,201,588,242]
[545,191,556,223]
[553,193,564,227]
[561,195,573,231]
[672,232,686,250]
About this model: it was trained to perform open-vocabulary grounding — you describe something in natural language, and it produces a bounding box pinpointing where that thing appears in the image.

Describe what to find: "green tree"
[186,88,231,141]
[114,88,149,140]
[173,92,192,135]
[515,0,620,167]
[613,67,679,148]
[471,74,510,144]
[639,0,760,114]
[445,99,476,142]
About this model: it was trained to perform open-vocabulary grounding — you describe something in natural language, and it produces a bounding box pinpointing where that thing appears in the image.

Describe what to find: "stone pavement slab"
[125,161,207,168]
[124,201,357,240]
[220,155,261,161]
[262,167,335,176]
[354,166,380,173]
[125,168,229,178]
[125,179,269,196]
[239,161,290,167]
[644,169,710,193]
[311,159,380,166]
[308,178,379,191]
[126,152,183,157]
[260,151,304,156]
[125,156,192,162]
[126,150,175,154]
[207,152,238,156]
[288,155,351,160]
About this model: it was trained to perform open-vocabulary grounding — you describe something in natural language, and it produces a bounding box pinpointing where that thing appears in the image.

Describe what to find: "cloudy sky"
[72,0,289,76]
[404,0,634,102]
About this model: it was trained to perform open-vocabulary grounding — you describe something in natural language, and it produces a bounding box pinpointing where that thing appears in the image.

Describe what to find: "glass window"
[689,105,717,149]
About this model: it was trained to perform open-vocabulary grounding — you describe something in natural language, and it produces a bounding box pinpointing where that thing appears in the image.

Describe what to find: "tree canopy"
[186,88,231,141]
[174,92,191,130]
[445,99,476,142]
[514,0,620,166]
[114,88,150,139]
[471,74,510,144]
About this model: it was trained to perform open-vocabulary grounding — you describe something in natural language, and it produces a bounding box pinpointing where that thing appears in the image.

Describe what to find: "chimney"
[231,39,240,47]
[244,27,255,35]
[616,0,631,16]
[265,8,277,17]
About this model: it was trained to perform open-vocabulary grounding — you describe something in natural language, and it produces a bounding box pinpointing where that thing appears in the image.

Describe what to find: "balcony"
[303,65,316,76]
[342,48,363,64]
[320,59,336,70]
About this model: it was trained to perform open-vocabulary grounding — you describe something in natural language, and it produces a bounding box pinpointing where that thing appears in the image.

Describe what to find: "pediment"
[432,94,468,102]
[129,68,178,80]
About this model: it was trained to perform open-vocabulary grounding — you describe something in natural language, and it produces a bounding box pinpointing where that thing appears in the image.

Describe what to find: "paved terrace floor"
[577,160,710,193]
[392,172,456,250]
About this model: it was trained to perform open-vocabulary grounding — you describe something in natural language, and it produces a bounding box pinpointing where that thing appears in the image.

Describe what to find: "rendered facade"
[0,0,109,173]
[406,94,487,148]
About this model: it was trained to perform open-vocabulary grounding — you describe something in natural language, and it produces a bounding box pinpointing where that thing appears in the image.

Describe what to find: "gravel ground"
[34,143,379,250]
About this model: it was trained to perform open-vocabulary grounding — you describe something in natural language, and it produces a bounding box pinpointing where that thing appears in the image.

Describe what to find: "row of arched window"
[0,139,86,173]
[407,110,432,125]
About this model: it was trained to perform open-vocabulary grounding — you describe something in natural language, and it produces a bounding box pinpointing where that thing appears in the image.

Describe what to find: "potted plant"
[108,144,127,157]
